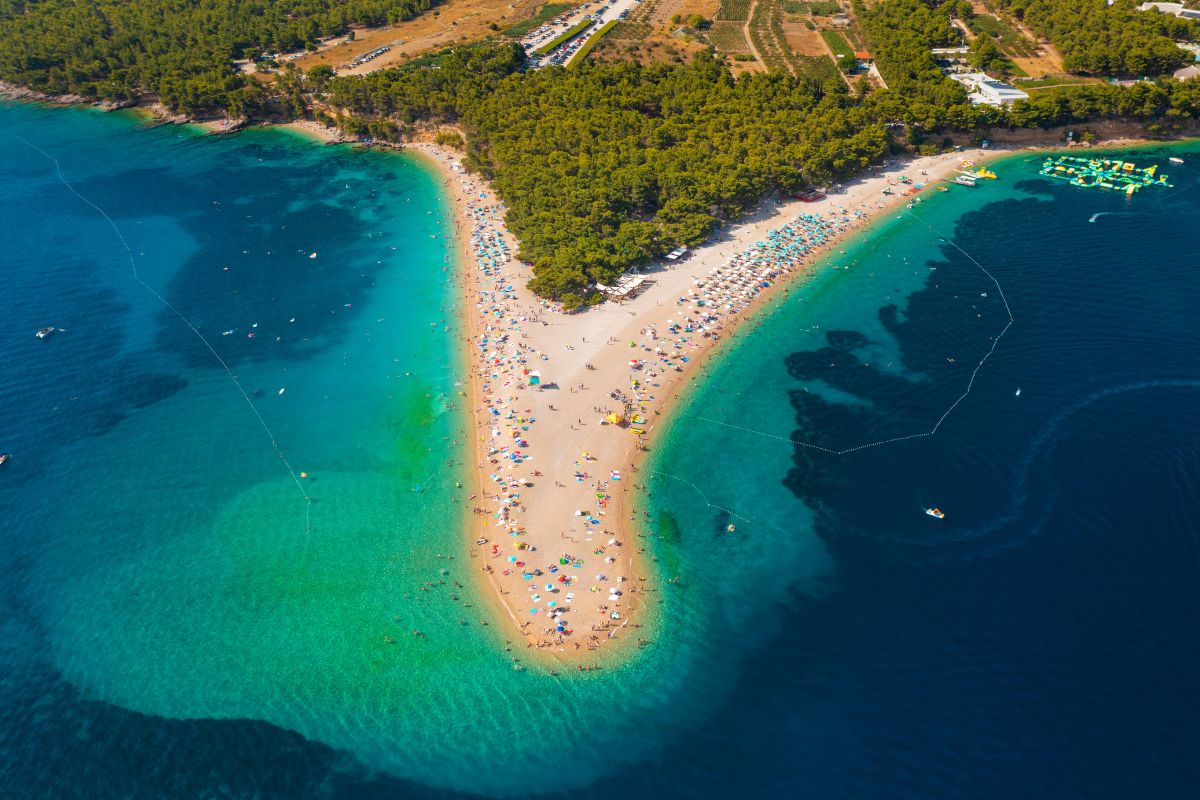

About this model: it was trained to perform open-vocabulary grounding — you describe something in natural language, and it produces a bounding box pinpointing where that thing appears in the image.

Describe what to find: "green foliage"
[504,3,576,37]
[970,34,1013,75]
[325,42,526,122]
[434,130,465,148]
[0,0,436,114]
[330,47,887,298]
[1000,0,1199,76]
[858,0,975,119]
[966,12,1037,58]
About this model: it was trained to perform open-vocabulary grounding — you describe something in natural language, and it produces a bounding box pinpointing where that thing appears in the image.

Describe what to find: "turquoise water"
[4,100,1199,798]
[0,102,807,797]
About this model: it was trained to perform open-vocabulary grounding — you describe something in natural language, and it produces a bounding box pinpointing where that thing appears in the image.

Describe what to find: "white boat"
[36,327,54,339]
[1169,157,1184,164]
[925,507,945,519]
[1015,387,1022,396]
[953,175,976,187]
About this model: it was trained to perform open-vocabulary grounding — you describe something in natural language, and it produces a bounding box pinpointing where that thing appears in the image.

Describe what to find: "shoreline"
[408,135,1010,663]
[304,122,1197,665]
[7,89,1196,664]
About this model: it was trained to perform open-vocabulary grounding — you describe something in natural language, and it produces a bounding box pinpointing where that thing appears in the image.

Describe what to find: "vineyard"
[748,0,840,79]
[707,20,752,52]
[820,28,855,70]
[716,0,751,21]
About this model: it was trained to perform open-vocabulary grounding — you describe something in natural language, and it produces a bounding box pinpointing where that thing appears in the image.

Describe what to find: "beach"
[405,137,994,660]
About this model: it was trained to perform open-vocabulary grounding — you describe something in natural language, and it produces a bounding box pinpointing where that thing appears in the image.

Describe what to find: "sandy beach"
[390,137,996,663]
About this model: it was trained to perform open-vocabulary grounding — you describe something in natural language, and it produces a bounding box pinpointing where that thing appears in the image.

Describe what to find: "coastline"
[404,131,1007,663]
[389,129,1200,665]
[8,89,1195,664]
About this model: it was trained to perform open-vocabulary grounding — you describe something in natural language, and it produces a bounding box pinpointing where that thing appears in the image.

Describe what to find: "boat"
[953,175,977,187]
[36,327,54,339]
[972,167,997,180]
[1015,387,1022,396]
[1169,157,1184,164]
[0,453,9,467]
[925,507,945,519]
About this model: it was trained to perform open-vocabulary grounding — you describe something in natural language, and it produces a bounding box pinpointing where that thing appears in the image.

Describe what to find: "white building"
[1137,2,1200,19]
[949,72,1030,106]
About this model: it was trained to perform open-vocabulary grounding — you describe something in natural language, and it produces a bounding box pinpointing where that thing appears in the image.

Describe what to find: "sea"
[1,101,1198,799]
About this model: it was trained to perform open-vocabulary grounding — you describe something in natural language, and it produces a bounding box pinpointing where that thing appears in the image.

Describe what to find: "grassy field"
[820,28,855,69]
[506,3,576,36]
[567,19,617,64]
[535,18,593,53]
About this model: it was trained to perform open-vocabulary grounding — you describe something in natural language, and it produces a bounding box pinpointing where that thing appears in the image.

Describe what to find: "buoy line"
[649,471,754,524]
[684,207,1015,457]
[13,134,314,532]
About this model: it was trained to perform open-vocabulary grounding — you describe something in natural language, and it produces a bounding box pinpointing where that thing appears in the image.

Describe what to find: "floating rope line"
[685,207,1015,456]
[13,134,314,530]
[650,471,753,524]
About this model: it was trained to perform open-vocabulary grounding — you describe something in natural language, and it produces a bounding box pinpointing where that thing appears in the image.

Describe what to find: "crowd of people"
[427,137,883,654]
[450,162,633,652]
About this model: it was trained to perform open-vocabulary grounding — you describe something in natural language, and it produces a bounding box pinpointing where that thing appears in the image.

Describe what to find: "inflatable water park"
[1040,155,1171,194]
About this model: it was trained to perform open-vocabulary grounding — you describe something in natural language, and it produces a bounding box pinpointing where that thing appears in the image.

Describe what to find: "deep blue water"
[635,146,1200,799]
[3,98,1199,799]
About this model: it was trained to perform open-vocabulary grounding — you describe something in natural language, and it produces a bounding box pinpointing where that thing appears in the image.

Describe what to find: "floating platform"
[1040,156,1170,194]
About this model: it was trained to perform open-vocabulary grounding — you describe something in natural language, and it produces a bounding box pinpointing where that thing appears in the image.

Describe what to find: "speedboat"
[36,327,54,339]
[0,453,9,467]
[953,175,976,187]
[1169,157,1184,164]
[925,507,945,519]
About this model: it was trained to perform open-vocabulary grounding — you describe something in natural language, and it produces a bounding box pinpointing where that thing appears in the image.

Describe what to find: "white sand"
[410,141,990,662]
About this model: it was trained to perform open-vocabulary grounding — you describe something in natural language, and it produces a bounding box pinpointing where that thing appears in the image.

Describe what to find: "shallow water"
[3,102,1198,798]
[0,102,800,798]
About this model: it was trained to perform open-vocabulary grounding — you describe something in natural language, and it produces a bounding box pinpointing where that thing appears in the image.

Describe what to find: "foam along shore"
[406,138,992,661]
